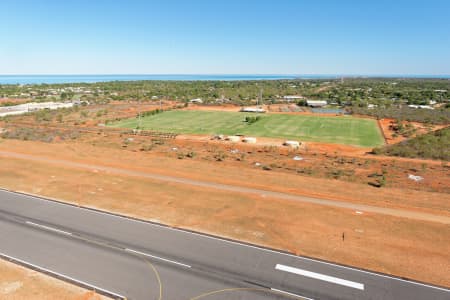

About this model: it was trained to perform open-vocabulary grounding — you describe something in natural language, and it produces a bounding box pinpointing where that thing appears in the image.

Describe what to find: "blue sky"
[1,0,449,75]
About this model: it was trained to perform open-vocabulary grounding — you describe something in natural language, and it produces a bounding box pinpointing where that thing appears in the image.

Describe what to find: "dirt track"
[1,150,448,224]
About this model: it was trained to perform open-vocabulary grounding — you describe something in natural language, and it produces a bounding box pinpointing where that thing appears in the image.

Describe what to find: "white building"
[240,107,266,113]
[0,102,74,117]
[408,105,434,110]
[282,95,304,102]
[307,100,327,107]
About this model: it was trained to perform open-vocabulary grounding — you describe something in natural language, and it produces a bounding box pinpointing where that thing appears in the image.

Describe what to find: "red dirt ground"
[0,98,28,105]
[0,138,449,287]
[378,118,447,145]
[1,103,449,288]
[0,259,107,299]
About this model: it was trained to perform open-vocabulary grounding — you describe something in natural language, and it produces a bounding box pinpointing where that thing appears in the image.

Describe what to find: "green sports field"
[109,110,384,147]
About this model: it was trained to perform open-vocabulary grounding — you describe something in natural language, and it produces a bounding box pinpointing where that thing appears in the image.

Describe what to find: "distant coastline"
[0,74,449,85]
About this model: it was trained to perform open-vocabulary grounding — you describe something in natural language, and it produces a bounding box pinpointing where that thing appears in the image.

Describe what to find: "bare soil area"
[0,259,107,300]
[1,103,449,288]
[0,98,28,105]
[183,104,241,112]
[0,138,449,287]
[378,118,447,145]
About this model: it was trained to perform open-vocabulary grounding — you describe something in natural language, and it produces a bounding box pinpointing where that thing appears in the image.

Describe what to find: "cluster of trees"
[1,79,330,105]
[1,127,80,143]
[373,127,450,161]
[60,91,75,100]
[95,80,323,104]
[244,115,262,124]
[29,106,80,123]
[137,108,164,118]
[307,78,449,106]
[2,78,449,110]
[0,84,24,97]
[351,106,450,124]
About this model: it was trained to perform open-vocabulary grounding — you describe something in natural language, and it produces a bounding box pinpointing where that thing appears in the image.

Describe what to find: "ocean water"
[0,74,303,85]
[0,74,448,85]
[0,74,349,85]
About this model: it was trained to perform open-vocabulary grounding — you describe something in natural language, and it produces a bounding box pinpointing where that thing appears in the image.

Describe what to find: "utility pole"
[259,88,263,107]
[138,90,142,130]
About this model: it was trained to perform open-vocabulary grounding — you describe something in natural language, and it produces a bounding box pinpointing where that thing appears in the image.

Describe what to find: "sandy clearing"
[0,138,448,214]
[0,150,448,225]
[0,258,108,300]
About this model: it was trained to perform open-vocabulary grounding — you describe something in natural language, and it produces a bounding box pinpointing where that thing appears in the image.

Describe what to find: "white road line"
[78,203,448,292]
[0,251,126,299]
[270,288,313,299]
[125,248,191,268]
[25,221,73,236]
[4,189,450,293]
[275,264,365,290]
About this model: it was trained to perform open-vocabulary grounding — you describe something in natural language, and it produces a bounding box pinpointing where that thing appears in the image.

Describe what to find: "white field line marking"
[5,189,450,293]
[0,251,126,299]
[125,248,191,268]
[276,264,365,290]
[270,288,313,299]
[25,221,72,236]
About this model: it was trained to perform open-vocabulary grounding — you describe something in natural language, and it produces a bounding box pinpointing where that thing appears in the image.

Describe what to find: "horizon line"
[1,73,449,77]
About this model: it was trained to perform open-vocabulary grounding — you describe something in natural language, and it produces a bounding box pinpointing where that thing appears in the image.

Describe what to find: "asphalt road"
[0,189,448,300]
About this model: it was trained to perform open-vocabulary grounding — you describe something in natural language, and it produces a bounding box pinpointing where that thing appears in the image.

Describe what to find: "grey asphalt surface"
[0,189,449,300]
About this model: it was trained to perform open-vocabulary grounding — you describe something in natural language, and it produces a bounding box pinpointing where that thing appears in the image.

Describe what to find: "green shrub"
[352,107,450,125]
[244,115,261,124]
[137,108,164,118]
[373,127,450,161]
